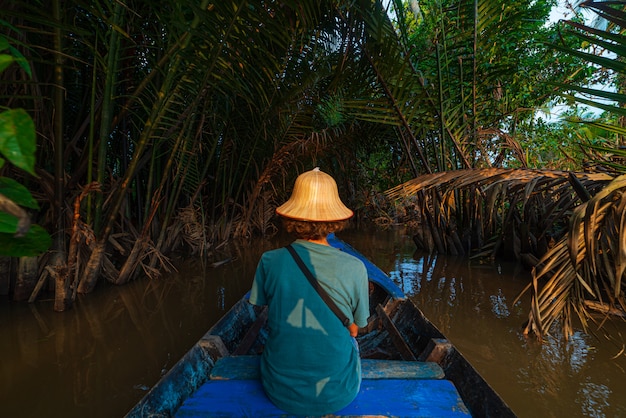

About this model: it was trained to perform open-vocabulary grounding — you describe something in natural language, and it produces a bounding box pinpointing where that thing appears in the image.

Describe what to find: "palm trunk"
[115,237,148,285]
[94,1,123,234]
[78,240,106,294]
[86,36,98,226]
[52,266,71,311]
[471,0,478,164]
[51,0,67,308]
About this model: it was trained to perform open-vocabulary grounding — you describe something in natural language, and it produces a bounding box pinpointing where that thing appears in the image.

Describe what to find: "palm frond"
[525,174,626,339]
[386,168,614,258]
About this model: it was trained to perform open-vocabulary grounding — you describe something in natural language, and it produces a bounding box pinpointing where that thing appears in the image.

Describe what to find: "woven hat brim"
[276,201,353,221]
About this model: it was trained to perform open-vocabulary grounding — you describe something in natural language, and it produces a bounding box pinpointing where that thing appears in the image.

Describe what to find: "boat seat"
[176,378,470,417]
[175,356,469,417]
[210,355,445,380]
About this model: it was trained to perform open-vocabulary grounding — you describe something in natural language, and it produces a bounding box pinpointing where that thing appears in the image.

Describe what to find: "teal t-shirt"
[249,240,369,416]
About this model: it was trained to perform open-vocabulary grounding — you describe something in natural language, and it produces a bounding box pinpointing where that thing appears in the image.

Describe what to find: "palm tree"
[385,0,588,172]
[387,0,626,342]
[0,0,430,309]
[6,0,350,305]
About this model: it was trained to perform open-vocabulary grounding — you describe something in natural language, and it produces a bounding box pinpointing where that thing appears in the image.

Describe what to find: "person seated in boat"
[249,167,370,416]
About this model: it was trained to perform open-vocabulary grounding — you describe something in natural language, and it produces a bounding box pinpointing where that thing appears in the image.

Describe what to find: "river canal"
[1,226,625,417]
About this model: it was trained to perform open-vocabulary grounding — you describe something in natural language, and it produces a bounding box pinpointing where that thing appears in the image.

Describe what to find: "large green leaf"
[0,177,39,209]
[0,53,13,73]
[0,109,36,175]
[0,224,51,257]
[0,212,20,234]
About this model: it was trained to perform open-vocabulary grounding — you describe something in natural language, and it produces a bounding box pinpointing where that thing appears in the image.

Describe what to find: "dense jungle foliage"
[0,0,625,343]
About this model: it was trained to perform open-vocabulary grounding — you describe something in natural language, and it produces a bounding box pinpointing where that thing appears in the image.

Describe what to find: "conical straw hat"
[276,167,353,221]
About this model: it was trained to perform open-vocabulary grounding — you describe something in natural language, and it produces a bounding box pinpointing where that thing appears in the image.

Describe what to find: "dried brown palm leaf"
[524,174,626,340]
[388,168,613,199]
[616,196,626,291]
[171,205,209,255]
[386,168,614,260]
[249,190,279,237]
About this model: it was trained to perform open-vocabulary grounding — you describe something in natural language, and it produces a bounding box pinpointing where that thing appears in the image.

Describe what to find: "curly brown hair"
[282,218,348,240]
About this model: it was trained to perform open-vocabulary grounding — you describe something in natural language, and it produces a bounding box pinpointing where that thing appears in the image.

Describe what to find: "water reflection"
[365,229,626,418]
[579,381,610,418]
[1,226,625,418]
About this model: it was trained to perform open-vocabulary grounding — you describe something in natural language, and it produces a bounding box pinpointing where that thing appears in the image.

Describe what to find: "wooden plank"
[376,303,417,361]
[363,359,444,380]
[177,378,470,417]
[210,356,444,380]
[418,338,453,363]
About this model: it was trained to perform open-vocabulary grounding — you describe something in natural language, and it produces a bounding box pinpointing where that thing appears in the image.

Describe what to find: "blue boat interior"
[175,355,470,417]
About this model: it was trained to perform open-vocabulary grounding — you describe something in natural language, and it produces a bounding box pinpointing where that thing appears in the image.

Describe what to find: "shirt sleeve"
[352,262,370,328]
[248,256,267,306]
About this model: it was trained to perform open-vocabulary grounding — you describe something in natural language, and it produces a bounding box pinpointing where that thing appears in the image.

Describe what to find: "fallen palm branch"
[584,300,626,318]
[386,168,613,258]
[521,174,626,340]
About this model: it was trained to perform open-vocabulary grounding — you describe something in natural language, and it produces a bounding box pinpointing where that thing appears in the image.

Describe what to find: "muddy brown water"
[1,226,625,417]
